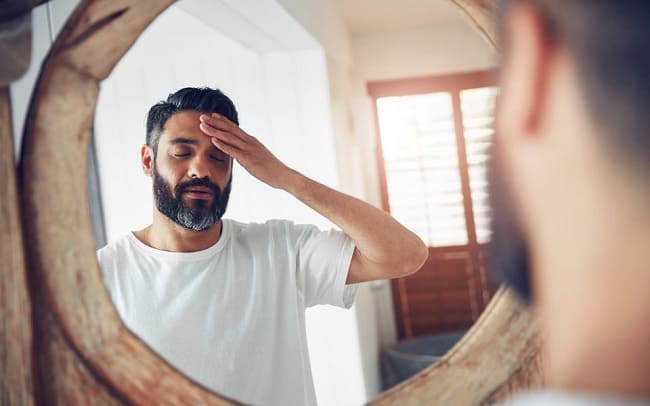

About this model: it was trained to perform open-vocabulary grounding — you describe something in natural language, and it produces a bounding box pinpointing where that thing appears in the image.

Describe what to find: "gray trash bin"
[381,330,467,390]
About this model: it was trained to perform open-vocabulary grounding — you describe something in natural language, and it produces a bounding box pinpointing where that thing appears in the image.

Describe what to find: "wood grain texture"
[0,88,35,405]
[486,347,544,403]
[29,267,123,405]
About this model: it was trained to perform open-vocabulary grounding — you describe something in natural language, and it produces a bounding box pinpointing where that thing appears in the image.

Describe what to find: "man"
[97,87,428,405]
[490,0,650,404]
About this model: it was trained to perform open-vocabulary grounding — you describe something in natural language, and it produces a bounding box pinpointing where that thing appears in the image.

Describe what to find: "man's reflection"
[97,87,428,406]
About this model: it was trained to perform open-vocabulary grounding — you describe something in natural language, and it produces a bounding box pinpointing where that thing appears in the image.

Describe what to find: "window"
[369,70,497,338]
[377,92,468,247]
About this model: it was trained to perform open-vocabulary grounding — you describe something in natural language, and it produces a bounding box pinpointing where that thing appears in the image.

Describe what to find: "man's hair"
[500,0,650,171]
[145,87,239,153]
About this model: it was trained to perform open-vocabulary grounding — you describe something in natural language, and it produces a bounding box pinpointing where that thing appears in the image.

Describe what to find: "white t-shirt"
[97,219,358,406]
[504,391,650,406]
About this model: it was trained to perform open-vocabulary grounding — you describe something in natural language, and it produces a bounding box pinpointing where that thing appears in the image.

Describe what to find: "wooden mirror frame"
[6,0,541,403]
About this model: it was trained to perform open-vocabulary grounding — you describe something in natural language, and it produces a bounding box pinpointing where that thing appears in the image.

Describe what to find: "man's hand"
[199,113,292,189]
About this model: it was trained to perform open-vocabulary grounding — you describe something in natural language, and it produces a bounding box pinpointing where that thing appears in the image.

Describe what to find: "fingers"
[209,136,240,159]
[199,122,248,151]
[198,114,274,172]
[199,113,248,140]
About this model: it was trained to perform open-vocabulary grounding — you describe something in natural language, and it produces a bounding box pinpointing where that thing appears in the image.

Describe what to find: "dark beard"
[486,140,532,303]
[152,169,231,232]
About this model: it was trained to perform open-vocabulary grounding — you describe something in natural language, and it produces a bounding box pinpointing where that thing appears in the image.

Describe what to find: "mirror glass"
[92,0,498,404]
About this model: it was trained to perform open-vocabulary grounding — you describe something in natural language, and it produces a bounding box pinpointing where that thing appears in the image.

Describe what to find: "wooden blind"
[461,87,498,244]
[376,92,468,247]
[376,86,498,248]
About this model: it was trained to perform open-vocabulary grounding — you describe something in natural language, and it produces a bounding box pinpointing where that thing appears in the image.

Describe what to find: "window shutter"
[460,87,498,244]
[377,92,468,247]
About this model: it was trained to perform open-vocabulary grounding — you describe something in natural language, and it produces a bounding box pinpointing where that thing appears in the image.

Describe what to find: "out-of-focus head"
[489,0,650,302]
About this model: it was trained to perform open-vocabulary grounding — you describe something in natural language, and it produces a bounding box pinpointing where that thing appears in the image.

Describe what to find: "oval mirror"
[19,0,541,404]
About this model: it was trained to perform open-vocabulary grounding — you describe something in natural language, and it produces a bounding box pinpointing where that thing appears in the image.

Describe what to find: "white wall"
[275,0,353,67]
[352,23,497,81]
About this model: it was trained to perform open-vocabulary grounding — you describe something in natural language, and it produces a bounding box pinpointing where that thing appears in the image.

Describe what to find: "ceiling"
[331,0,467,35]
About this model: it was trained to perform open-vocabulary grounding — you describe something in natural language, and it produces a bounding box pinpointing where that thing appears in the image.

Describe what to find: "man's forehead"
[160,110,205,142]
[165,110,202,129]
[160,112,228,156]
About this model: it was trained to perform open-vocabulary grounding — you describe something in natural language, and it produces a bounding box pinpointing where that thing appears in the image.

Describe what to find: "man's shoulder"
[96,233,135,264]
[504,391,650,406]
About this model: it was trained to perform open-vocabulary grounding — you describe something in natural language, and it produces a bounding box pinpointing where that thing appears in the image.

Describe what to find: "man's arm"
[199,113,429,284]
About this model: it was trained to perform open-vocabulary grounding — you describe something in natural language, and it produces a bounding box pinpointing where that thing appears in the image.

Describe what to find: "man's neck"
[533,182,650,397]
[134,213,223,252]
[539,257,650,397]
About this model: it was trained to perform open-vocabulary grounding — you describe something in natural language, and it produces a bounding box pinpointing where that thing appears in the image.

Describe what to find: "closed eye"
[174,153,191,158]
[210,155,226,162]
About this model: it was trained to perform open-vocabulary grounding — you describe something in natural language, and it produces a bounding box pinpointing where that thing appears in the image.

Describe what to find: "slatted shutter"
[369,70,498,337]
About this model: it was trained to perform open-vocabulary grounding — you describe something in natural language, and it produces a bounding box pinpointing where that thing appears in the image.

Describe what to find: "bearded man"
[97,87,428,406]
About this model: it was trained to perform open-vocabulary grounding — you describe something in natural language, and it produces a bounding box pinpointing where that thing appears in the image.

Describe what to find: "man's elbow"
[396,239,428,278]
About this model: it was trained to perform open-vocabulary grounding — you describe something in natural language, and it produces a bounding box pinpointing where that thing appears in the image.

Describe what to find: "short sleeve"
[290,224,358,308]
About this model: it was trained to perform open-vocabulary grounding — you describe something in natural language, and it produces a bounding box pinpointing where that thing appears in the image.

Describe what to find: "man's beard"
[152,169,231,232]
[486,140,532,303]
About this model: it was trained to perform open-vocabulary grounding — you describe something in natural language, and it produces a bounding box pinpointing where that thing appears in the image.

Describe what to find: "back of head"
[500,0,650,172]
[145,87,239,152]
[492,0,650,300]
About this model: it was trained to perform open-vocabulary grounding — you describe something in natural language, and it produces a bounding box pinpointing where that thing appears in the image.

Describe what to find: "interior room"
[7,1,501,405]
[7,0,650,404]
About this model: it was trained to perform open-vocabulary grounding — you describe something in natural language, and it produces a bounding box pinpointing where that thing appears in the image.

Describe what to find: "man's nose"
[187,155,212,179]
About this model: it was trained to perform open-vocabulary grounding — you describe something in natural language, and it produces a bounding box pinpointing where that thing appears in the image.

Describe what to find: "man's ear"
[141,144,154,177]
[497,2,555,141]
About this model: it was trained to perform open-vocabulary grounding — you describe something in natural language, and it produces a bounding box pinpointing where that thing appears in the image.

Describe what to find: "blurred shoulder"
[504,391,650,406]
[96,234,133,261]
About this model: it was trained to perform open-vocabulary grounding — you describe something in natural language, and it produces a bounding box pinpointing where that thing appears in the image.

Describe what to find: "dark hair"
[145,87,239,152]
[500,0,650,171]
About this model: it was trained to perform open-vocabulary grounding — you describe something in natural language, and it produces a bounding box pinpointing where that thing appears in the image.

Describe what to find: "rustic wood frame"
[0,0,542,404]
